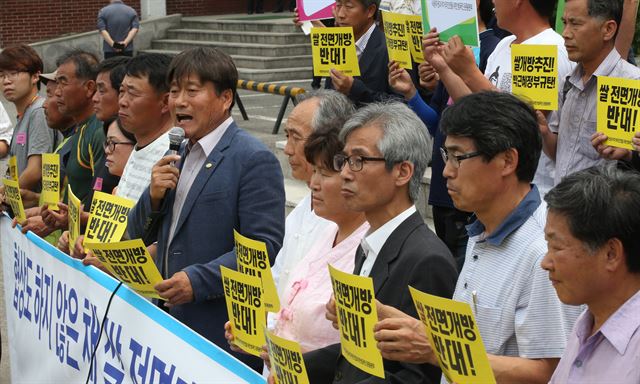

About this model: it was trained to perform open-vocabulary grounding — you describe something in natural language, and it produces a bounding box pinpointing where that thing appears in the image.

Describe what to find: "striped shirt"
[452,186,581,360]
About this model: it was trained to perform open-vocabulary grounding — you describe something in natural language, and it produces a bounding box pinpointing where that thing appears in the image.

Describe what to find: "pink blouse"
[273,221,370,353]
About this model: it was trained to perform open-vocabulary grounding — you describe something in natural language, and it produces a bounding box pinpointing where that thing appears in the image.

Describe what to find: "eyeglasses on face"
[440,147,482,168]
[333,153,386,172]
[104,139,134,152]
[0,71,23,82]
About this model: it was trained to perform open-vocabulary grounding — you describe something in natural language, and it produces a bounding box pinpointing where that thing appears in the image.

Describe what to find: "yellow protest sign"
[234,229,280,313]
[67,185,82,253]
[8,156,18,181]
[265,329,310,384]
[382,11,412,69]
[84,191,134,245]
[311,27,360,77]
[41,153,61,210]
[409,287,495,384]
[405,14,424,63]
[597,76,640,149]
[329,264,384,378]
[3,178,26,224]
[511,44,559,110]
[84,239,163,299]
[221,265,266,357]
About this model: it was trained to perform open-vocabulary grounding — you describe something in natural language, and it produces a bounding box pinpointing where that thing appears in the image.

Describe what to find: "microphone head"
[168,127,185,151]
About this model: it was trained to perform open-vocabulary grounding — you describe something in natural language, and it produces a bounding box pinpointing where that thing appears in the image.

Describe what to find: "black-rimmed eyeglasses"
[333,154,386,172]
[440,147,482,168]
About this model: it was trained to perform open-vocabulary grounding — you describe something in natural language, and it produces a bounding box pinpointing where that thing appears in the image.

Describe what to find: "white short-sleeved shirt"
[116,131,170,202]
[452,186,581,362]
[484,28,575,196]
[0,103,12,146]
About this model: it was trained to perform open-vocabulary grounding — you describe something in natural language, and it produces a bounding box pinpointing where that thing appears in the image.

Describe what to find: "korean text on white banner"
[0,214,265,384]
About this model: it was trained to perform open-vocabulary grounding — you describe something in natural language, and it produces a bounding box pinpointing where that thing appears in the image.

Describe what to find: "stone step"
[166,29,309,45]
[181,18,301,33]
[139,49,312,70]
[151,39,311,57]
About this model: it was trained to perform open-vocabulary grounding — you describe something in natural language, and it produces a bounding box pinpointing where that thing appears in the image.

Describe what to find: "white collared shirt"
[359,205,417,276]
[355,23,377,58]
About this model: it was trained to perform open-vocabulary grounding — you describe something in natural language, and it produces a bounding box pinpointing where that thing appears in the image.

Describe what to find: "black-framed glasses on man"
[104,139,135,152]
[440,147,482,168]
[333,153,386,172]
[0,71,21,82]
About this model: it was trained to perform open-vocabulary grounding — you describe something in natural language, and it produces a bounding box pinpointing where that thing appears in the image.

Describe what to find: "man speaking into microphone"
[127,47,285,370]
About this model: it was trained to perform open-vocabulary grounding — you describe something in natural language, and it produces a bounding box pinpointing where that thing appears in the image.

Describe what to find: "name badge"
[93,177,103,191]
[16,133,27,145]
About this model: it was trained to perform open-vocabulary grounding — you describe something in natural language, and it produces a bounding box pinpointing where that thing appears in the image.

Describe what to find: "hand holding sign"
[443,35,477,79]
[422,29,449,73]
[591,132,632,161]
[156,271,194,306]
[330,69,354,95]
[374,300,436,365]
[388,61,417,100]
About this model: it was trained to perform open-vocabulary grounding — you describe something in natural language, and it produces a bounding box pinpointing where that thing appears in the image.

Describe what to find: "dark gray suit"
[304,211,458,383]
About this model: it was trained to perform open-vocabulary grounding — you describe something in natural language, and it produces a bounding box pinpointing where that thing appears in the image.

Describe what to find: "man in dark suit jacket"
[325,0,398,107]
[127,47,285,370]
[300,102,458,383]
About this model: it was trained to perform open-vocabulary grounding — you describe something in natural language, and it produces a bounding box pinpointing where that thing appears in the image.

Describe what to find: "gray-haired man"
[303,102,458,383]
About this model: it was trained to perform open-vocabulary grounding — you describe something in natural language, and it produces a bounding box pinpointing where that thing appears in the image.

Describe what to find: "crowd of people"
[0,0,640,382]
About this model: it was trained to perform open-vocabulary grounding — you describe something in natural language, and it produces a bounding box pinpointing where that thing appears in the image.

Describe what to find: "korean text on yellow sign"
[382,11,412,69]
[84,239,163,299]
[8,156,18,181]
[409,286,495,384]
[597,76,640,150]
[234,229,280,312]
[3,178,26,224]
[405,14,424,63]
[329,264,384,378]
[311,27,360,77]
[41,153,61,210]
[67,185,82,251]
[511,44,559,110]
[84,191,134,245]
[265,329,310,384]
[221,265,266,357]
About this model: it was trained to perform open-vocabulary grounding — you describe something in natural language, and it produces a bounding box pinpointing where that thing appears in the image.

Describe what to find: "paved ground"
[0,77,314,383]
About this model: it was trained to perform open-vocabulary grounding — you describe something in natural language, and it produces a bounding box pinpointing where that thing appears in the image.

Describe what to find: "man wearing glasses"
[374,91,581,383]
[303,101,458,383]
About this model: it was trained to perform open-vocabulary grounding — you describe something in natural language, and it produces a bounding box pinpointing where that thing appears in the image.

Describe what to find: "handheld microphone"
[168,127,185,167]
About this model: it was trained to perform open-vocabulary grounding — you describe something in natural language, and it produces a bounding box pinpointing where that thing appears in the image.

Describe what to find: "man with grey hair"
[303,101,458,383]
[271,90,356,299]
[543,0,640,184]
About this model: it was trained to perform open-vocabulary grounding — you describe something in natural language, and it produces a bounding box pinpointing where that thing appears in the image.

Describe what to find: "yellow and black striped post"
[236,80,306,134]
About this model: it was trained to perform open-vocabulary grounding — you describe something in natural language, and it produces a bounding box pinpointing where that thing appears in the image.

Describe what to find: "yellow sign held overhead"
[329,264,384,378]
[84,191,134,245]
[67,185,82,251]
[221,265,266,357]
[85,239,163,299]
[8,156,18,181]
[382,11,413,69]
[3,178,26,224]
[311,27,360,77]
[405,14,425,63]
[234,229,280,313]
[511,44,559,110]
[41,153,61,210]
[265,329,310,384]
[596,76,640,150]
[409,286,495,384]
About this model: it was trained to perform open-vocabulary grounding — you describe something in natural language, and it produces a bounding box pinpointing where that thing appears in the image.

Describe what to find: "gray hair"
[339,102,432,202]
[296,89,355,134]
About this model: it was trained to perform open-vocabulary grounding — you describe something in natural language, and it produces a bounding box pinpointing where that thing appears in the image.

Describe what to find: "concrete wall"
[29,14,182,72]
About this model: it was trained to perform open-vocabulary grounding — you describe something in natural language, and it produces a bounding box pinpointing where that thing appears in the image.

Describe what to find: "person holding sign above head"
[424,0,573,196]
[374,91,582,383]
[542,166,640,384]
[303,102,458,383]
[325,0,399,106]
[127,47,285,372]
